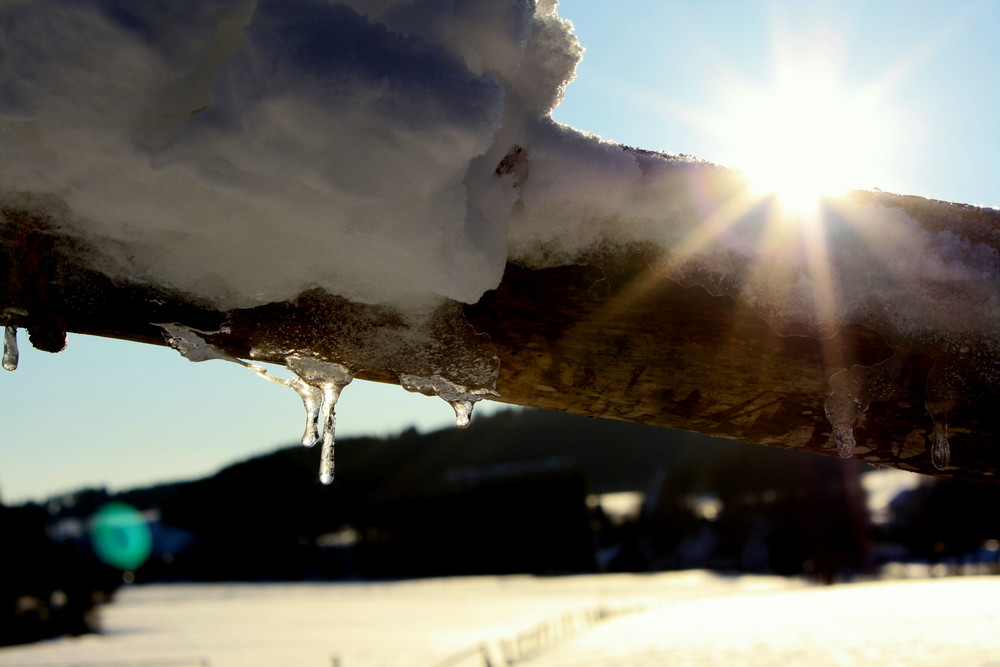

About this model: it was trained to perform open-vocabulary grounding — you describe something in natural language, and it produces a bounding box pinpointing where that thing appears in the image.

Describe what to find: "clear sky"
[1,0,998,504]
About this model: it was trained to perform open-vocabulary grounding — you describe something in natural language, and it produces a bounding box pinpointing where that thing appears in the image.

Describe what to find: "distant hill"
[25,408,921,581]
[141,409,871,579]
[15,408,1000,584]
[49,408,744,516]
[152,407,750,518]
[31,409,767,579]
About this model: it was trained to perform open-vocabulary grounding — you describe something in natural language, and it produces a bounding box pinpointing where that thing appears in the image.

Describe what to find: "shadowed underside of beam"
[2,197,999,483]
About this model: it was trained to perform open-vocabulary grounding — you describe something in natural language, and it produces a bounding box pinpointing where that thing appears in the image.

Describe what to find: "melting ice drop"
[450,400,474,428]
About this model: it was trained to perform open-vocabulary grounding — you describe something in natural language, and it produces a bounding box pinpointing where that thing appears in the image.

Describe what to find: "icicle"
[245,366,323,448]
[287,357,353,484]
[296,381,323,448]
[247,361,348,483]
[824,391,860,458]
[925,361,960,473]
[318,386,338,485]
[931,420,951,470]
[311,379,346,485]
[156,323,354,483]
[450,400,474,428]
[825,357,902,459]
[2,326,18,371]
[398,373,494,429]
[248,357,351,482]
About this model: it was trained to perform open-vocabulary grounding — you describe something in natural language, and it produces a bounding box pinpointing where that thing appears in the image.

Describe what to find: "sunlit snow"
[0,574,998,667]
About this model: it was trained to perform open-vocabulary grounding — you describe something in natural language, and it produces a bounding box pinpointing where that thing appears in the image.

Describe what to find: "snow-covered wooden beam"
[3,2,999,484]
[2,188,998,483]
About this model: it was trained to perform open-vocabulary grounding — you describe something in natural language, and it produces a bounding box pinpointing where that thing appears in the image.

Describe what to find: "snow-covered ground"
[530,576,1000,667]
[0,572,997,667]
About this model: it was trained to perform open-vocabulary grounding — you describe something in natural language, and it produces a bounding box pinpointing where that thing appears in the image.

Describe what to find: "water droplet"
[3,326,19,371]
[931,420,950,470]
[450,400,474,428]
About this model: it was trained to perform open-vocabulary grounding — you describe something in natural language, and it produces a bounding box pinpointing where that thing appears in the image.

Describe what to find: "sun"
[716,63,896,215]
[656,53,904,337]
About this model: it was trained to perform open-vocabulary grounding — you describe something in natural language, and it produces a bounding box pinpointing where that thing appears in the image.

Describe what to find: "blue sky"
[555,0,999,208]
[2,0,998,503]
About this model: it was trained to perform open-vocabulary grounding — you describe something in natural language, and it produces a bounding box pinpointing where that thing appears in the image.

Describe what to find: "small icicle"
[2,326,19,371]
[243,363,326,448]
[287,357,353,484]
[315,384,343,484]
[247,358,351,482]
[824,392,859,458]
[156,323,356,482]
[248,363,345,481]
[450,400,474,428]
[833,424,857,459]
[398,372,495,430]
[824,359,903,460]
[931,420,951,470]
[299,386,323,448]
[925,362,960,473]
[250,359,351,482]
[318,385,340,485]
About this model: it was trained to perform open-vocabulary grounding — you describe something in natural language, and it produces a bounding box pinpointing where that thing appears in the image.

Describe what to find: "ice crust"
[3,1,999,467]
[397,373,493,428]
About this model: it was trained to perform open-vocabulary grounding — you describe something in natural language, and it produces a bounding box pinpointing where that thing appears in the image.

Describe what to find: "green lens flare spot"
[89,502,152,571]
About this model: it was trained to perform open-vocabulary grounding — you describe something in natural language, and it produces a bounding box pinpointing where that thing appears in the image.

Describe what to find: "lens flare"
[89,502,153,572]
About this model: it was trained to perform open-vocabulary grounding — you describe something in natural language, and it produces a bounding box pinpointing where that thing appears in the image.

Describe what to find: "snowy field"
[0,573,998,667]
